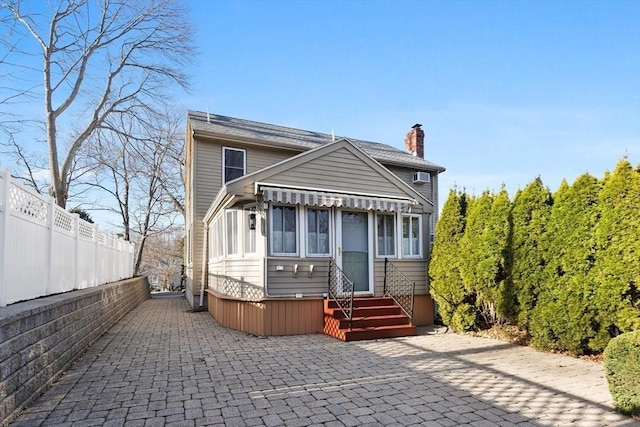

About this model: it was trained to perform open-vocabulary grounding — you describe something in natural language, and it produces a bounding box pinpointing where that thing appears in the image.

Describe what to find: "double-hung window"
[402,214,422,257]
[223,147,246,183]
[271,205,297,255]
[307,208,330,256]
[376,214,396,257]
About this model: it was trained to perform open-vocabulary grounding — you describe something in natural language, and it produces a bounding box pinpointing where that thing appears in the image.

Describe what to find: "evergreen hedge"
[429,189,472,331]
[530,174,601,354]
[428,159,640,354]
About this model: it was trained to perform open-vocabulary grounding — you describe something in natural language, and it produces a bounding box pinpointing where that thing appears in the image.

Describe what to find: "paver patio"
[10,295,639,426]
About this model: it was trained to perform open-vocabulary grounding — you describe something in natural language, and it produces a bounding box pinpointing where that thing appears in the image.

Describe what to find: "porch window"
[307,208,330,255]
[244,207,256,255]
[376,214,395,257]
[271,205,297,255]
[402,214,422,257]
[226,210,238,256]
[210,215,224,259]
[223,147,246,183]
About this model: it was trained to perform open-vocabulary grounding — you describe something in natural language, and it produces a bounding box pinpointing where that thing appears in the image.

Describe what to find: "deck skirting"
[206,290,435,336]
[206,290,324,336]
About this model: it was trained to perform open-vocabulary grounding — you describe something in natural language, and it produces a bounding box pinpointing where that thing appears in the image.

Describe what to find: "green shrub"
[429,189,470,332]
[603,330,640,416]
[591,160,640,352]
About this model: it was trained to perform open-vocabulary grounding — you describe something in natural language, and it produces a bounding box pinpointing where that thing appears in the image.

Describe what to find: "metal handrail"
[383,258,416,324]
[327,258,355,329]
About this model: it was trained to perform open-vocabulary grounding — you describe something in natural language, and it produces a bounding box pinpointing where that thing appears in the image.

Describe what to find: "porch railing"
[327,258,355,329]
[383,258,416,325]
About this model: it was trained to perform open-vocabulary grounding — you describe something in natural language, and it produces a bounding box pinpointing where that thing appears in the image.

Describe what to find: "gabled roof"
[204,138,435,223]
[188,110,446,172]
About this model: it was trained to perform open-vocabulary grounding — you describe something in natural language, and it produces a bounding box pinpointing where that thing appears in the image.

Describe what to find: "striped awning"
[260,186,415,213]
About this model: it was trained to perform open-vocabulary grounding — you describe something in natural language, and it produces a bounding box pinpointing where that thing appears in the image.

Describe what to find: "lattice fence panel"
[8,183,48,224]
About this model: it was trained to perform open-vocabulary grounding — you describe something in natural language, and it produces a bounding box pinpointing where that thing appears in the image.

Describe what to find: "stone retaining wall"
[0,276,149,426]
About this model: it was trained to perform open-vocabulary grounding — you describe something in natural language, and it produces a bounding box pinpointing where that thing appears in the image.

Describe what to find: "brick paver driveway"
[11,295,639,426]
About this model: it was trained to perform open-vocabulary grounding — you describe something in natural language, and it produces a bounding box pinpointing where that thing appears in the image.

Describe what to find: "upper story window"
[223,147,246,183]
[376,213,396,257]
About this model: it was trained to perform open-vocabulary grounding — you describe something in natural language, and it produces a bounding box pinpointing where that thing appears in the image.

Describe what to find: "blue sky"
[182,0,640,204]
[1,0,638,228]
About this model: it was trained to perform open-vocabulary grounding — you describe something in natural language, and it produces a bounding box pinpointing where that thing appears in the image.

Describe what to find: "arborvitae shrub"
[530,174,601,354]
[479,187,511,324]
[459,191,493,325]
[507,177,553,328]
[429,190,473,331]
[591,160,640,351]
[604,330,640,416]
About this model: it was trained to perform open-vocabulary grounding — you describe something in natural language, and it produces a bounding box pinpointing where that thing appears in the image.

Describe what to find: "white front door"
[336,210,373,294]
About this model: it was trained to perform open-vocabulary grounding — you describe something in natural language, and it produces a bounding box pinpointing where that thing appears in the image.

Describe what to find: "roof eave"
[192,128,311,153]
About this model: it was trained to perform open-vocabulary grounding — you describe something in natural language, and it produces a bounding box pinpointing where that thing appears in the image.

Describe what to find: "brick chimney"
[405,124,424,158]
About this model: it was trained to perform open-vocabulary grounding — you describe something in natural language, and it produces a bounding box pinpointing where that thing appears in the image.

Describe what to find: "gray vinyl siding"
[190,137,293,295]
[386,165,435,206]
[266,258,330,297]
[190,139,220,295]
[195,137,294,215]
[264,148,410,198]
[247,145,293,174]
[374,259,428,295]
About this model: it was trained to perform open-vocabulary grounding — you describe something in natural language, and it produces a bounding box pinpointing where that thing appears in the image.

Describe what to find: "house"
[184,111,445,340]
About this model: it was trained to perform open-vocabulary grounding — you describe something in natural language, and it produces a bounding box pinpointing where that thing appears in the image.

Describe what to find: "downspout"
[197,223,208,311]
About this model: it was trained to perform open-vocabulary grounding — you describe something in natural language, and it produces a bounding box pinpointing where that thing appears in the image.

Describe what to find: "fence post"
[73,213,80,289]
[94,226,100,286]
[46,196,56,295]
[0,169,10,307]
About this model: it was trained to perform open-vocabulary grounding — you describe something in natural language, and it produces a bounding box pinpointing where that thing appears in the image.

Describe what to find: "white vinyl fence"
[0,169,135,307]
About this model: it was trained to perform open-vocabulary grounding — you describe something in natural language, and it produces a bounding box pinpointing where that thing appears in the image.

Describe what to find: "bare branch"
[1,0,195,207]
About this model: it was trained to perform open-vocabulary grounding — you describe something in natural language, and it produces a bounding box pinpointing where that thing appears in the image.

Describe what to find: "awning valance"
[260,186,416,213]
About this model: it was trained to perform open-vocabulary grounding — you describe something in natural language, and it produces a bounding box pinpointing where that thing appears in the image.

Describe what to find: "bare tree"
[0,0,193,207]
[78,108,184,274]
[139,231,183,291]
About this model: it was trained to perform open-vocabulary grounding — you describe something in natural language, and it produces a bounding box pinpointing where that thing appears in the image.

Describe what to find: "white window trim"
[305,207,332,257]
[243,205,257,256]
[209,214,225,262]
[222,146,246,183]
[375,212,397,258]
[401,213,422,258]
[225,209,241,258]
[269,204,299,257]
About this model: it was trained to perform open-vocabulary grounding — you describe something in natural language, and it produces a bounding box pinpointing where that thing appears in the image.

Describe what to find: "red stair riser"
[339,315,409,329]
[344,326,417,341]
[325,297,395,309]
[352,306,402,316]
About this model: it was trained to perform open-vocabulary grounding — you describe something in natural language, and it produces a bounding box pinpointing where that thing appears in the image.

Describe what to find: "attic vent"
[413,171,430,184]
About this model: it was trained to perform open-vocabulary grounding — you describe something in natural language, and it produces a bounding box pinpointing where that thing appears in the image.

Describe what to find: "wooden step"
[323,297,416,341]
[339,314,410,329]
[325,305,402,319]
[325,297,395,309]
